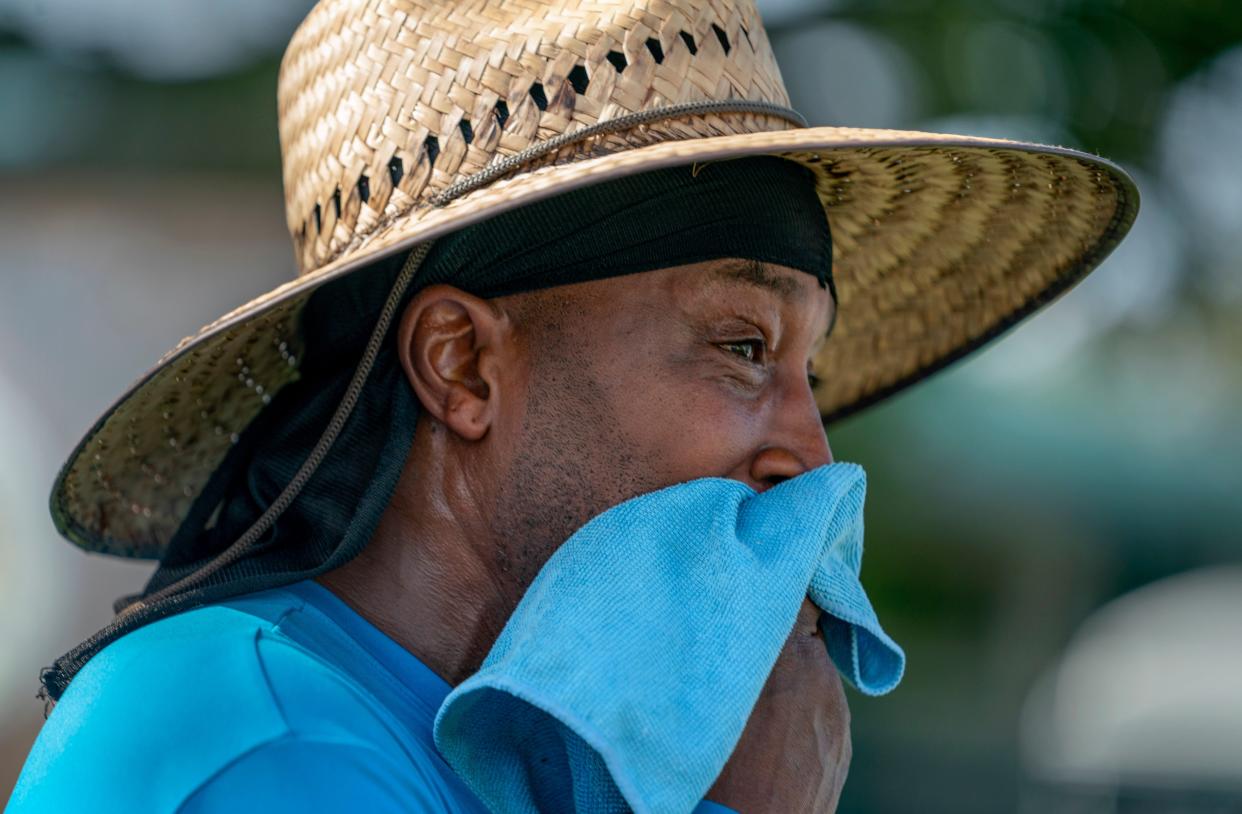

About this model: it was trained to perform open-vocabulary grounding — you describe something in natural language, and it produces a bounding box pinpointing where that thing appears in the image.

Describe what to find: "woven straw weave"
[50,0,1137,558]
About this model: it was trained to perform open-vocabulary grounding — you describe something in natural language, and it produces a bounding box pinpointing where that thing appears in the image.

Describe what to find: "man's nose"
[748,373,834,488]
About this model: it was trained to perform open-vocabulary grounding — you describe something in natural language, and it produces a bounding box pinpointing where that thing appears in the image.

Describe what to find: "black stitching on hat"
[357,174,370,203]
[459,118,474,144]
[606,50,627,73]
[387,155,404,186]
[645,37,664,63]
[331,187,341,219]
[432,100,807,207]
[424,135,440,166]
[493,99,509,129]
[712,23,730,54]
[679,30,697,55]
[529,82,548,111]
[313,202,321,233]
[567,64,589,94]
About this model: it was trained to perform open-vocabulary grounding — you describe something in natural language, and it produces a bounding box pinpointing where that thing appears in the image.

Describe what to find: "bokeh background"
[2,0,1239,810]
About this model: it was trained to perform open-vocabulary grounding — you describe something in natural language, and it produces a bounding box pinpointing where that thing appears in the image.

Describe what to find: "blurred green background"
[1,1,1239,811]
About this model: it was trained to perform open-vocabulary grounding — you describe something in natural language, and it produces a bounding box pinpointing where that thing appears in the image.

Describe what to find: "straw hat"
[50,0,1138,560]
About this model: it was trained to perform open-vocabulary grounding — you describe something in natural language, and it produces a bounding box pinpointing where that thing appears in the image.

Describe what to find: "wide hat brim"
[51,125,1138,559]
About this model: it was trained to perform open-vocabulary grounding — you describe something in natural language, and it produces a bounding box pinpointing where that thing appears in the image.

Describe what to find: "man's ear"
[395,284,512,441]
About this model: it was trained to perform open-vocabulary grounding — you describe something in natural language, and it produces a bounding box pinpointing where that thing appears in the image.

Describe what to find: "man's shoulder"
[10,597,402,813]
[58,596,370,737]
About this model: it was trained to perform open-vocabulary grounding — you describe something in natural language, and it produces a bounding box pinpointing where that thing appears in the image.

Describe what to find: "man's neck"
[315,434,519,686]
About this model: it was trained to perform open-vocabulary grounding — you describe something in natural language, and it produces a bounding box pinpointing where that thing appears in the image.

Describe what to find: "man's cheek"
[650,398,762,479]
[610,360,765,471]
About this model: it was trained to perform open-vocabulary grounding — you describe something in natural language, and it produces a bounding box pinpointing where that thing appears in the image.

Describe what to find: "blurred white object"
[0,0,312,79]
[0,366,69,724]
[1161,44,1242,303]
[1021,567,1242,790]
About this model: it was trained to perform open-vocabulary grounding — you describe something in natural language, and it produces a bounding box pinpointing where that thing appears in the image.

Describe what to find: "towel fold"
[434,463,904,814]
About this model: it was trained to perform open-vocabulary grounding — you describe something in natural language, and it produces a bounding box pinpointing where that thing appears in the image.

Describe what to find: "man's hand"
[706,598,852,813]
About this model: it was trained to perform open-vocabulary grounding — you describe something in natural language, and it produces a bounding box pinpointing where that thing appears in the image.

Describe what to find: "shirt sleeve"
[177,735,458,814]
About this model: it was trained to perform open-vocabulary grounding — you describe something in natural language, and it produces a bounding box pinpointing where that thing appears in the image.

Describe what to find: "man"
[8,0,1137,811]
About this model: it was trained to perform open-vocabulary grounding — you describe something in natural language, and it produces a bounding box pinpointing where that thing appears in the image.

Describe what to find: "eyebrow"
[711,258,801,302]
[710,258,837,338]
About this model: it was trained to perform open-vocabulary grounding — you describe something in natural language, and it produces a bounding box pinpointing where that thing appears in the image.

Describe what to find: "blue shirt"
[8,579,736,813]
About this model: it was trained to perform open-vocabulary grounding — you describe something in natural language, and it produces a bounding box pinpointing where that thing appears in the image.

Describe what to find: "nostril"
[766,474,791,488]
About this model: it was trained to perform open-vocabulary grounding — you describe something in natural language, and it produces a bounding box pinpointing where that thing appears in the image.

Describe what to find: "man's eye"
[721,339,764,363]
[808,370,822,390]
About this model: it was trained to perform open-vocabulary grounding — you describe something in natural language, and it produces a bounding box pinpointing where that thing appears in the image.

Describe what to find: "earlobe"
[442,377,490,441]
[395,284,507,441]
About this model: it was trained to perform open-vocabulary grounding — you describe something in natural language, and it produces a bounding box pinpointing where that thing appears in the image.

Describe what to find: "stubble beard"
[488,349,661,601]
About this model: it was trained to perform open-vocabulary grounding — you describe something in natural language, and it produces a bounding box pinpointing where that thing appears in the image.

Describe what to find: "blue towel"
[434,463,904,814]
